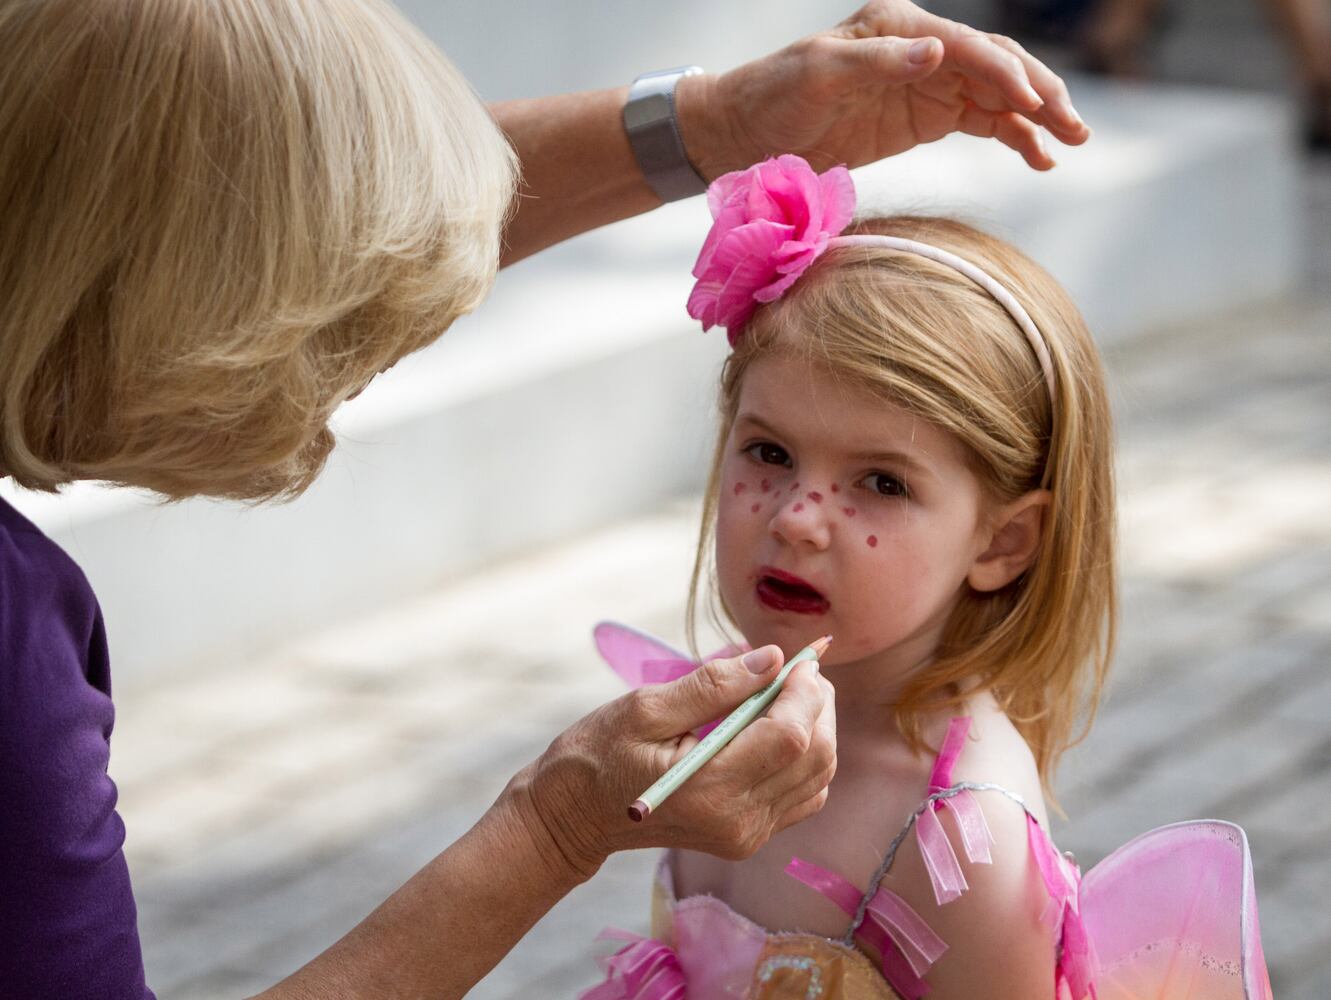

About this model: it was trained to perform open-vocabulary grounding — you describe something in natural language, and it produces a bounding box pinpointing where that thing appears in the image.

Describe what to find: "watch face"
[624,91,673,131]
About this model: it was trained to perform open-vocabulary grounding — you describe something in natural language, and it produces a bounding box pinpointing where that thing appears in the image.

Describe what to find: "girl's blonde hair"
[0,0,516,501]
[689,216,1117,790]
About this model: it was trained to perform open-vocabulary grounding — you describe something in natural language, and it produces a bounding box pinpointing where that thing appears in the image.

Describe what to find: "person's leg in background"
[1262,0,1331,147]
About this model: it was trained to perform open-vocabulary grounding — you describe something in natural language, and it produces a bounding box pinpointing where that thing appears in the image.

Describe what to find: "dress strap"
[927,716,972,792]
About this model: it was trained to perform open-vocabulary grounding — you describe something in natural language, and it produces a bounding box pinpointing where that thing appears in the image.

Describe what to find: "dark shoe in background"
[1309,83,1331,152]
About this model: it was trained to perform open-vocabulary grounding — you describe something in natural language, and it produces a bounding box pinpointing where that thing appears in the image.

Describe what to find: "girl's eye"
[744,441,791,467]
[862,472,909,498]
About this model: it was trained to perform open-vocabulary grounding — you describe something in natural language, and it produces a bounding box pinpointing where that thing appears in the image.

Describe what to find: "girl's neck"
[818,621,930,728]
[822,640,985,744]
[823,655,924,742]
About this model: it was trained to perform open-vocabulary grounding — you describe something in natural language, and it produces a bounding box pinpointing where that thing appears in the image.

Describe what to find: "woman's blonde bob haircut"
[0,0,516,501]
[689,217,1117,790]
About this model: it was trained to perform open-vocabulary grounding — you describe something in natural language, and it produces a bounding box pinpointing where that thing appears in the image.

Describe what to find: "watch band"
[623,66,708,203]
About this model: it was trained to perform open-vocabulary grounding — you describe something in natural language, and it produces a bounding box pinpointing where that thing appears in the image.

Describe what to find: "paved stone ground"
[111,146,1331,999]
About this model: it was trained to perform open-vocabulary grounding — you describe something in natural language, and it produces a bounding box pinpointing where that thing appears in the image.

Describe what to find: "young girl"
[584,155,1272,1000]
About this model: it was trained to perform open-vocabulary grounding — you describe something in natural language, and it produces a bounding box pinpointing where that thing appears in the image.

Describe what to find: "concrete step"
[1,79,1300,683]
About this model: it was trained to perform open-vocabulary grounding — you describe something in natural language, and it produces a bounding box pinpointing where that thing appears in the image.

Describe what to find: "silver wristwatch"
[623,66,708,202]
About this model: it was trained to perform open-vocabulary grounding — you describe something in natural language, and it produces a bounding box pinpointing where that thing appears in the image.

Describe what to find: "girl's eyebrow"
[849,449,933,475]
[736,412,935,478]
[735,412,787,438]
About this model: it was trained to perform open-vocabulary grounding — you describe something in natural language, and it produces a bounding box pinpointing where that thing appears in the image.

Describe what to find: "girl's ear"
[968,490,1051,593]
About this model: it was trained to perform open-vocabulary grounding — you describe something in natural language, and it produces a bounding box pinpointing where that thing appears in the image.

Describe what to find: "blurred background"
[1,0,1327,996]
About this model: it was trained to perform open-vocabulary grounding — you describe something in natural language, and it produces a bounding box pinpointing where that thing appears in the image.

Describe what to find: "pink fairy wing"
[592,622,747,738]
[1079,820,1273,1000]
[592,620,747,685]
[593,621,697,688]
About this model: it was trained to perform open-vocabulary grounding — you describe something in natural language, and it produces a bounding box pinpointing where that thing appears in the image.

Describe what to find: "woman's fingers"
[762,668,838,833]
[982,32,1089,143]
[674,659,835,857]
[945,29,1089,144]
[956,105,1056,170]
[946,28,1045,112]
[766,733,837,833]
[654,658,835,858]
[629,645,784,740]
[749,665,837,804]
[842,1,1089,136]
[842,2,1042,109]
[775,785,832,832]
[732,661,833,789]
[726,661,821,771]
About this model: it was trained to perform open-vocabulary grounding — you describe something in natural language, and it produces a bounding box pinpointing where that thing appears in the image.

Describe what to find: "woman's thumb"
[642,646,784,737]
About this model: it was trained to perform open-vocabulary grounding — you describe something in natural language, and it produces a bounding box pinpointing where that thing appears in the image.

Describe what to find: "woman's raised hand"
[679,0,1090,177]
[515,646,837,877]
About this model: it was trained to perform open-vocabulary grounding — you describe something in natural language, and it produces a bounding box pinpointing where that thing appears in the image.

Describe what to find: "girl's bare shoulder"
[878,696,1058,999]
[946,693,1049,826]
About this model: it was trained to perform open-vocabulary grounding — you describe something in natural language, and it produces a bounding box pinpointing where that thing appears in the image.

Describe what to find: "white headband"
[827,234,1058,407]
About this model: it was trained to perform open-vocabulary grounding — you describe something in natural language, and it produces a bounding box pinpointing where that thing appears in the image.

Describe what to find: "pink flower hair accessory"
[686,154,855,346]
[684,153,1058,410]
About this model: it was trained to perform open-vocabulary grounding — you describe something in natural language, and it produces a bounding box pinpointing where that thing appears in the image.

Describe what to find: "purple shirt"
[0,497,153,999]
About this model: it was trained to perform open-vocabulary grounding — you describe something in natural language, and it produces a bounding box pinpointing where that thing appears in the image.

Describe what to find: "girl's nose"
[770,494,831,551]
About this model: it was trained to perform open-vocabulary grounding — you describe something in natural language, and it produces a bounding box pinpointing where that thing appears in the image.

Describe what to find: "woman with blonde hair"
[0,0,1090,996]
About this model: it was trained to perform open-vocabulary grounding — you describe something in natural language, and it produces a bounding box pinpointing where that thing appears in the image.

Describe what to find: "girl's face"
[715,351,996,678]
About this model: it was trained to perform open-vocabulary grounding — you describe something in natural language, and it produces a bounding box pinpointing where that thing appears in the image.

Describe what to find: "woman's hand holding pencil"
[512,644,837,879]
[627,636,834,822]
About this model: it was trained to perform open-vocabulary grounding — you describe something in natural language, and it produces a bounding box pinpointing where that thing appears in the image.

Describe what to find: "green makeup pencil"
[627,634,833,822]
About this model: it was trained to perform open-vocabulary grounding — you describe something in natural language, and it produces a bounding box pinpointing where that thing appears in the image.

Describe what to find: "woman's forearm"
[252,766,587,1000]
[491,87,666,267]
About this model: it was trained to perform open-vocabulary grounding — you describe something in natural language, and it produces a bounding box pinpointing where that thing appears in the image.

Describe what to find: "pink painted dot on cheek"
[733,482,748,496]
[843,507,857,518]
[793,502,805,513]
[790,481,801,492]
[760,479,772,493]
[808,491,823,503]
[867,535,878,548]
[750,502,761,513]
[830,483,840,494]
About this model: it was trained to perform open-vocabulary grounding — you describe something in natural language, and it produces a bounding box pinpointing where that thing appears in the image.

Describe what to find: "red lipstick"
[755,566,830,615]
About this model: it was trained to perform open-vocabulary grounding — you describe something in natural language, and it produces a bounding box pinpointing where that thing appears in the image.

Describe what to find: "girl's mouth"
[755,567,830,615]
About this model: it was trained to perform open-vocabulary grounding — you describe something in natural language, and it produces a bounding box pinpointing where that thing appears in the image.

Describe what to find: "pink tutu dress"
[580,623,1274,1000]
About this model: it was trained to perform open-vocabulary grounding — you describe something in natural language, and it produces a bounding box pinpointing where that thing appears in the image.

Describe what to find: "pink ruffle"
[579,930,686,1000]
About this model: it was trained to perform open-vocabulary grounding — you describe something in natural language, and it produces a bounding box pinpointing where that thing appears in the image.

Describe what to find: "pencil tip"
[811,634,833,657]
